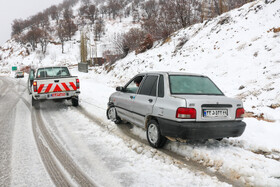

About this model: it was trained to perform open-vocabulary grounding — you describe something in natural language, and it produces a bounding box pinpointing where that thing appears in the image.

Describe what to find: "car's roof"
[137,71,206,77]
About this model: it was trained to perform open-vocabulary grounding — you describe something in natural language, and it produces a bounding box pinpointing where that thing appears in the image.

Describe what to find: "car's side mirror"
[116,86,124,92]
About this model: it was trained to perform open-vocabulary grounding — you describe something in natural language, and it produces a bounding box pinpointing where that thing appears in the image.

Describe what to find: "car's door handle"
[54,80,59,83]
[148,99,153,103]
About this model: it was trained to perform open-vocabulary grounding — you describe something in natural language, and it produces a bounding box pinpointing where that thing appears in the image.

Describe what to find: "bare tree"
[107,0,122,19]
[57,21,67,53]
[11,19,23,36]
[63,8,74,20]
[49,5,60,23]
[38,29,51,54]
[22,27,44,50]
[94,18,105,40]
[142,0,157,19]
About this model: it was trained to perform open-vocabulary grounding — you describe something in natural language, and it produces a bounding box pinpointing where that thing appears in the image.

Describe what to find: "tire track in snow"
[18,93,97,186]
[83,100,280,163]
[0,78,20,184]
[77,103,280,186]
[6,80,72,187]
[31,110,73,187]
[76,106,241,187]
[0,77,28,186]
[224,140,280,162]
[32,108,97,187]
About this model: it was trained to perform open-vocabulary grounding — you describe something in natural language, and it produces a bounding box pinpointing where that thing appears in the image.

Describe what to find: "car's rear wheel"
[147,120,167,148]
[72,96,79,106]
[107,106,121,124]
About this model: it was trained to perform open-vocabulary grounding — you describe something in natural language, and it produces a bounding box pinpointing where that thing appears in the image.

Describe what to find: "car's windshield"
[36,67,70,78]
[169,75,223,95]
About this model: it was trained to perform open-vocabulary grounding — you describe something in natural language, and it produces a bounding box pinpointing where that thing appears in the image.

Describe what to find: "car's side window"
[158,75,164,97]
[139,75,158,96]
[125,76,144,93]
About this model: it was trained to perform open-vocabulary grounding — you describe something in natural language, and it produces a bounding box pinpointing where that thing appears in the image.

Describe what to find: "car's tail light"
[236,108,245,118]
[33,81,37,92]
[76,79,80,89]
[176,107,196,119]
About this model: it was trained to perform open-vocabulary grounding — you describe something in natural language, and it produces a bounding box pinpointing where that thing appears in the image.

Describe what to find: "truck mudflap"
[157,117,246,140]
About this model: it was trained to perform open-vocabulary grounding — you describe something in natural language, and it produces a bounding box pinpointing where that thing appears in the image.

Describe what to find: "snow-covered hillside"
[0,0,279,119]
[100,0,280,121]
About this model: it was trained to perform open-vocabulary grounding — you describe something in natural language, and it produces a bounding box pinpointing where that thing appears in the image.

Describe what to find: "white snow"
[71,71,280,186]
[1,0,280,186]
[10,83,53,187]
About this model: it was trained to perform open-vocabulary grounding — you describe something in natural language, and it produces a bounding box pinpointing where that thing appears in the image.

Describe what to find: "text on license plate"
[203,109,228,117]
[50,93,66,97]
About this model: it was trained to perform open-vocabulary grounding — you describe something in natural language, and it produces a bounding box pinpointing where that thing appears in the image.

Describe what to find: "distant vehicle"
[15,71,24,78]
[107,72,246,148]
[28,66,80,107]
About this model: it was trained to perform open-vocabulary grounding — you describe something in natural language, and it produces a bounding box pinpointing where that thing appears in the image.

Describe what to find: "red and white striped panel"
[37,82,77,94]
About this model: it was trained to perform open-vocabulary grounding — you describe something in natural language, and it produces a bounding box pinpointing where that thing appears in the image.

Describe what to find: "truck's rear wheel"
[32,97,39,108]
[147,120,167,148]
[72,96,79,106]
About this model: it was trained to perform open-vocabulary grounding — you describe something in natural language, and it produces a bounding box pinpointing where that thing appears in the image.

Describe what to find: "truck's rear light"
[33,81,37,92]
[236,108,245,118]
[176,108,196,119]
[76,79,80,89]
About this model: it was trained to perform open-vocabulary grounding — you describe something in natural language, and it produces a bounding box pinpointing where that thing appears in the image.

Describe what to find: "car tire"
[72,96,79,107]
[107,106,121,124]
[146,120,167,148]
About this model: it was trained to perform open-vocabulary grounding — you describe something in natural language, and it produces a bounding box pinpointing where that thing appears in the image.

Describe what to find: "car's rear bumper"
[157,118,246,140]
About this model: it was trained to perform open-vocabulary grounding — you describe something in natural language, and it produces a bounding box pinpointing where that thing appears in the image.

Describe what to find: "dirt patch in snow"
[245,112,275,122]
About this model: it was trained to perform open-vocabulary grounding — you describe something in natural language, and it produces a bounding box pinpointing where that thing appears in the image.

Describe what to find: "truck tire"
[72,96,79,107]
[32,97,39,108]
[147,120,167,148]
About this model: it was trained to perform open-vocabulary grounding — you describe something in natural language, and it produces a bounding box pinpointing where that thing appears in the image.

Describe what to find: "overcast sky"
[0,0,64,45]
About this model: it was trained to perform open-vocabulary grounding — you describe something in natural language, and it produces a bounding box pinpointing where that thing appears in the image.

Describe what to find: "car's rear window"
[169,75,223,95]
[36,67,70,78]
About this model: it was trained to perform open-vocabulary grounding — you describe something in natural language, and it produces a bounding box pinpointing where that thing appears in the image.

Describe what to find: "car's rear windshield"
[36,67,70,78]
[169,75,223,95]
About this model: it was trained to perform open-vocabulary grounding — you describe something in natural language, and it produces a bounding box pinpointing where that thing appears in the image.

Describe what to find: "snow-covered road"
[1,75,280,187]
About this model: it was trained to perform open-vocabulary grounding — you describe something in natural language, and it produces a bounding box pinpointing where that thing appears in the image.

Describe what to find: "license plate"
[203,109,228,117]
[50,93,66,97]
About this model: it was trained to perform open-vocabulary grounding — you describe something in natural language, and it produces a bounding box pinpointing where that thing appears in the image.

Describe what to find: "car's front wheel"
[107,106,121,124]
[147,120,167,148]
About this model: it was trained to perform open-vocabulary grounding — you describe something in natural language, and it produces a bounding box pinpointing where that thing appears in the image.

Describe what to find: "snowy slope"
[95,0,280,121]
